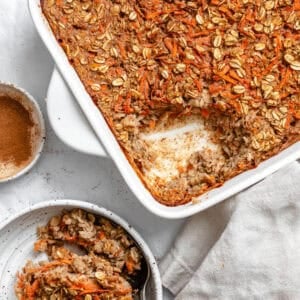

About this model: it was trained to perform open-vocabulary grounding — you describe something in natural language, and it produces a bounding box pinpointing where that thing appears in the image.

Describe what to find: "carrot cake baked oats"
[42,0,300,205]
[15,209,142,300]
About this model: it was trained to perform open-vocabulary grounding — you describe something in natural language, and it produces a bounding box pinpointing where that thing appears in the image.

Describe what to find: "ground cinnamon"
[0,95,34,175]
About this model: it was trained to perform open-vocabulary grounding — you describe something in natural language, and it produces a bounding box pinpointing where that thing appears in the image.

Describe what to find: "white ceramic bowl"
[0,82,45,183]
[29,0,300,218]
[0,199,162,299]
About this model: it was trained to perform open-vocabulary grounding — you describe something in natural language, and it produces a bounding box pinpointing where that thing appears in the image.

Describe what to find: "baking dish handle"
[47,68,108,157]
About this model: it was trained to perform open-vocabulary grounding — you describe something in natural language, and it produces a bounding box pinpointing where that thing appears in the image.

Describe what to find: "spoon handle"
[140,262,151,300]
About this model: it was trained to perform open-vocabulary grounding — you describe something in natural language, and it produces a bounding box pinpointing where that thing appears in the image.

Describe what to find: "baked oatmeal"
[15,209,142,300]
[42,0,300,205]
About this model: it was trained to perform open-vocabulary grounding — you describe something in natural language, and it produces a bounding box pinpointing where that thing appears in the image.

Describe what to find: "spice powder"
[0,95,34,179]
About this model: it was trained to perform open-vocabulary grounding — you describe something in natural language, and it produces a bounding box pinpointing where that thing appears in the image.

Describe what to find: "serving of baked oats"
[42,0,299,206]
[15,209,142,300]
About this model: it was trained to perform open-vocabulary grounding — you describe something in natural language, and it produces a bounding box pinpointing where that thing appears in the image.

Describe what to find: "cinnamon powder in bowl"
[0,83,45,182]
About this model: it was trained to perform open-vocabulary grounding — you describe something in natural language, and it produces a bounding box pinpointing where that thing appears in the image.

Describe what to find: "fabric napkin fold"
[160,161,300,299]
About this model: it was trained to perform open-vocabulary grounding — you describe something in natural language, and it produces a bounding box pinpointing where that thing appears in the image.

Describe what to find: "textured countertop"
[0,1,184,298]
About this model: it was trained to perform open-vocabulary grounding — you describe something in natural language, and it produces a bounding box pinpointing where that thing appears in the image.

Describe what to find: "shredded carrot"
[219,6,235,20]
[34,239,47,252]
[140,71,149,100]
[101,84,108,92]
[117,41,126,59]
[241,39,249,50]
[114,95,123,112]
[164,38,177,58]
[285,111,292,129]
[123,92,133,113]
[237,162,248,169]
[171,41,178,59]
[194,36,211,47]
[60,16,67,24]
[56,0,63,6]
[72,280,101,291]
[215,72,238,84]
[294,110,300,120]
[78,289,108,295]
[181,18,196,27]
[149,119,156,129]
[262,34,282,76]
[238,7,255,36]
[26,279,39,299]
[229,70,243,82]
[164,8,182,15]
[220,91,240,100]
[27,259,72,273]
[278,68,291,90]
[16,273,25,289]
[145,11,162,20]
[201,109,210,119]
[209,83,223,94]
[274,33,282,58]
[115,288,133,296]
[177,165,186,173]
[294,0,300,10]
[228,99,242,113]
[98,231,106,240]
[190,30,211,38]
[193,79,203,92]
[245,8,254,22]
[261,59,277,77]
[163,38,172,52]
[115,67,124,76]
[125,259,135,274]
[222,65,231,75]
[201,0,208,10]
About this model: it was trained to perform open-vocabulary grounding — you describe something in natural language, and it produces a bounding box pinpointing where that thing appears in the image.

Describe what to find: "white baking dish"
[29,0,300,219]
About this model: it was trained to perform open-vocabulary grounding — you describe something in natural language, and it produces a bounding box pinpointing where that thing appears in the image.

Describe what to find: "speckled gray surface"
[0,2,184,299]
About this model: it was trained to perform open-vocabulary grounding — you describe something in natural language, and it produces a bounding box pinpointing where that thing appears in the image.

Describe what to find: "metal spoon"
[131,252,151,300]
[139,261,151,300]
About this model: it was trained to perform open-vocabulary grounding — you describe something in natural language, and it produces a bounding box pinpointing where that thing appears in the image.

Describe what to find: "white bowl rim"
[0,199,163,300]
[0,81,45,183]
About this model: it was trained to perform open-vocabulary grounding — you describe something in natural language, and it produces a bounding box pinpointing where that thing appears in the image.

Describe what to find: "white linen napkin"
[160,161,300,299]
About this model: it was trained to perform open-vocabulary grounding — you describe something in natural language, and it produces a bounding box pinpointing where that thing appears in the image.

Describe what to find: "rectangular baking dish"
[29,0,300,219]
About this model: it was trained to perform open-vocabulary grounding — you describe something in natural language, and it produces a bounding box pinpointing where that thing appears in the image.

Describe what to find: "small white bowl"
[0,199,163,299]
[0,82,45,183]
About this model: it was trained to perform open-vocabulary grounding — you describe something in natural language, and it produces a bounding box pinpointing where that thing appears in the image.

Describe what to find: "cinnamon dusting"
[0,95,34,179]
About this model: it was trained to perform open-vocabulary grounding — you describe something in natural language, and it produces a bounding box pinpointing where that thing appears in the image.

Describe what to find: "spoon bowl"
[131,255,150,299]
